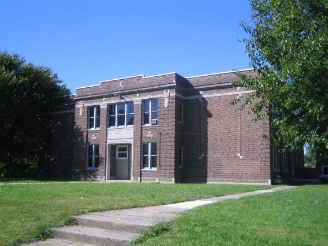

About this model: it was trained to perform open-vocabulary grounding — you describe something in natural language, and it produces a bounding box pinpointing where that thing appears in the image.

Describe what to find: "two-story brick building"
[42,70,305,183]
[50,69,300,184]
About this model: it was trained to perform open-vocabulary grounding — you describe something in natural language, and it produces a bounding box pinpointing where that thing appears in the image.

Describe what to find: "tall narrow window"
[179,104,184,123]
[178,147,184,168]
[108,102,134,127]
[88,106,100,129]
[142,143,157,169]
[272,144,280,171]
[283,151,289,171]
[143,99,158,125]
[87,144,99,169]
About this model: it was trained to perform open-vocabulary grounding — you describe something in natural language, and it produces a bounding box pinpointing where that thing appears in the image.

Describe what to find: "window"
[142,99,158,125]
[283,151,289,171]
[272,144,280,171]
[142,143,157,169]
[178,147,184,168]
[108,102,134,127]
[87,144,99,169]
[179,104,184,123]
[88,106,100,129]
[116,145,128,159]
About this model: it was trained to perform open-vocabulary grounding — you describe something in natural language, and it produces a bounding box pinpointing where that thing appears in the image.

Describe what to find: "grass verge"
[0,181,270,246]
[134,185,328,246]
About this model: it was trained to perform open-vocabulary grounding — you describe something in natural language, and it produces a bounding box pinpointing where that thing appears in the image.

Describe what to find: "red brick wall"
[204,93,271,183]
[70,71,273,184]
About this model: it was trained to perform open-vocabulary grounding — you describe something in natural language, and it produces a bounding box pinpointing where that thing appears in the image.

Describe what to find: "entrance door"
[116,145,130,180]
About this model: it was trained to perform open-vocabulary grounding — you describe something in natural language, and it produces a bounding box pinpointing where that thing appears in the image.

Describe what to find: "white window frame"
[142,142,157,170]
[108,102,134,128]
[116,145,128,159]
[88,106,100,129]
[87,144,99,170]
[142,99,158,125]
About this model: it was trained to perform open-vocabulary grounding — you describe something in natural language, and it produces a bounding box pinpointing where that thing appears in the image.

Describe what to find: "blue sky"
[1,0,253,94]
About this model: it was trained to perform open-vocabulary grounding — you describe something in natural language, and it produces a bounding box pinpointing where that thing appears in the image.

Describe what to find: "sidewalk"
[25,186,297,246]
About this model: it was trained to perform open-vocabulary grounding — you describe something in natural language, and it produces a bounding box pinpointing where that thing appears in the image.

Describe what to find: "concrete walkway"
[24,186,296,246]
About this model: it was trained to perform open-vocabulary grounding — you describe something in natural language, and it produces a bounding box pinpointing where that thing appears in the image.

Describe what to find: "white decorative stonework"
[107,127,133,144]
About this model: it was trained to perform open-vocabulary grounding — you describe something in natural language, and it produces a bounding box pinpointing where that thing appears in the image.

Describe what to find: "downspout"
[159,132,162,168]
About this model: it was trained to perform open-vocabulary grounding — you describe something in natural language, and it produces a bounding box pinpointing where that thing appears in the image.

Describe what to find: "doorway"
[115,145,130,180]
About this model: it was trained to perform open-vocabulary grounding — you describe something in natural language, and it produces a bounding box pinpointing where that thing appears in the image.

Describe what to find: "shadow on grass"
[0,178,72,183]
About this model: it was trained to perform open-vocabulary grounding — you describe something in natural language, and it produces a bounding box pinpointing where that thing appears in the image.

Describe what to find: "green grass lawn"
[135,185,328,246]
[0,181,270,246]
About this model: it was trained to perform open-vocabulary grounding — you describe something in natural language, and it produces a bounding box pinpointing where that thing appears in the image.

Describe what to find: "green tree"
[234,0,328,156]
[0,52,70,177]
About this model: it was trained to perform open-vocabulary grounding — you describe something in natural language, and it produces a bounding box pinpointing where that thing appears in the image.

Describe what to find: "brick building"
[45,69,304,184]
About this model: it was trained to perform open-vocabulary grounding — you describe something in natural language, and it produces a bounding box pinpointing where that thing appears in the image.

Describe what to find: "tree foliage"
[304,145,316,168]
[234,0,328,156]
[0,52,70,177]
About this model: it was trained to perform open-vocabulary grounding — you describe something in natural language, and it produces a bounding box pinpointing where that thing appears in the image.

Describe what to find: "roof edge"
[185,68,253,79]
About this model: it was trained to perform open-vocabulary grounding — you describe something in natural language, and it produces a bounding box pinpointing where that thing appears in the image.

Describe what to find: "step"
[72,215,148,234]
[24,238,95,246]
[51,226,139,246]
[71,208,177,234]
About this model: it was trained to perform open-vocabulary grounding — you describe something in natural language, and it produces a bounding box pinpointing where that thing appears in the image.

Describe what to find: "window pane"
[143,143,149,155]
[118,153,127,158]
[143,157,149,168]
[143,112,149,124]
[90,107,95,116]
[96,106,100,116]
[117,115,125,126]
[151,156,157,168]
[88,157,93,167]
[151,99,158,109]
[94,157,99,168]
[95,116,100,128]
[151,112,158,120]
[127,102,134,114]
[108,105,116,116]
[127,114,134,125]
[89,117,94,129]
[94,145,99,156]
[151,99,158,120]
[143,100,149,112]
[118,146,127,152]
[118,103,125,114]
[88,145,93,154]
[151,143,157,155]
[109,116,116,127]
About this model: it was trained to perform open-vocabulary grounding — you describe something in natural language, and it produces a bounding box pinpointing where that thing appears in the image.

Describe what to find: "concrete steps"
[51,226,138,246]
[23,186,298,246]
[25,206,185,246]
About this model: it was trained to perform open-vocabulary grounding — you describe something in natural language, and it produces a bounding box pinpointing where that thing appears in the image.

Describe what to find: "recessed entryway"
[107,144,131,180]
